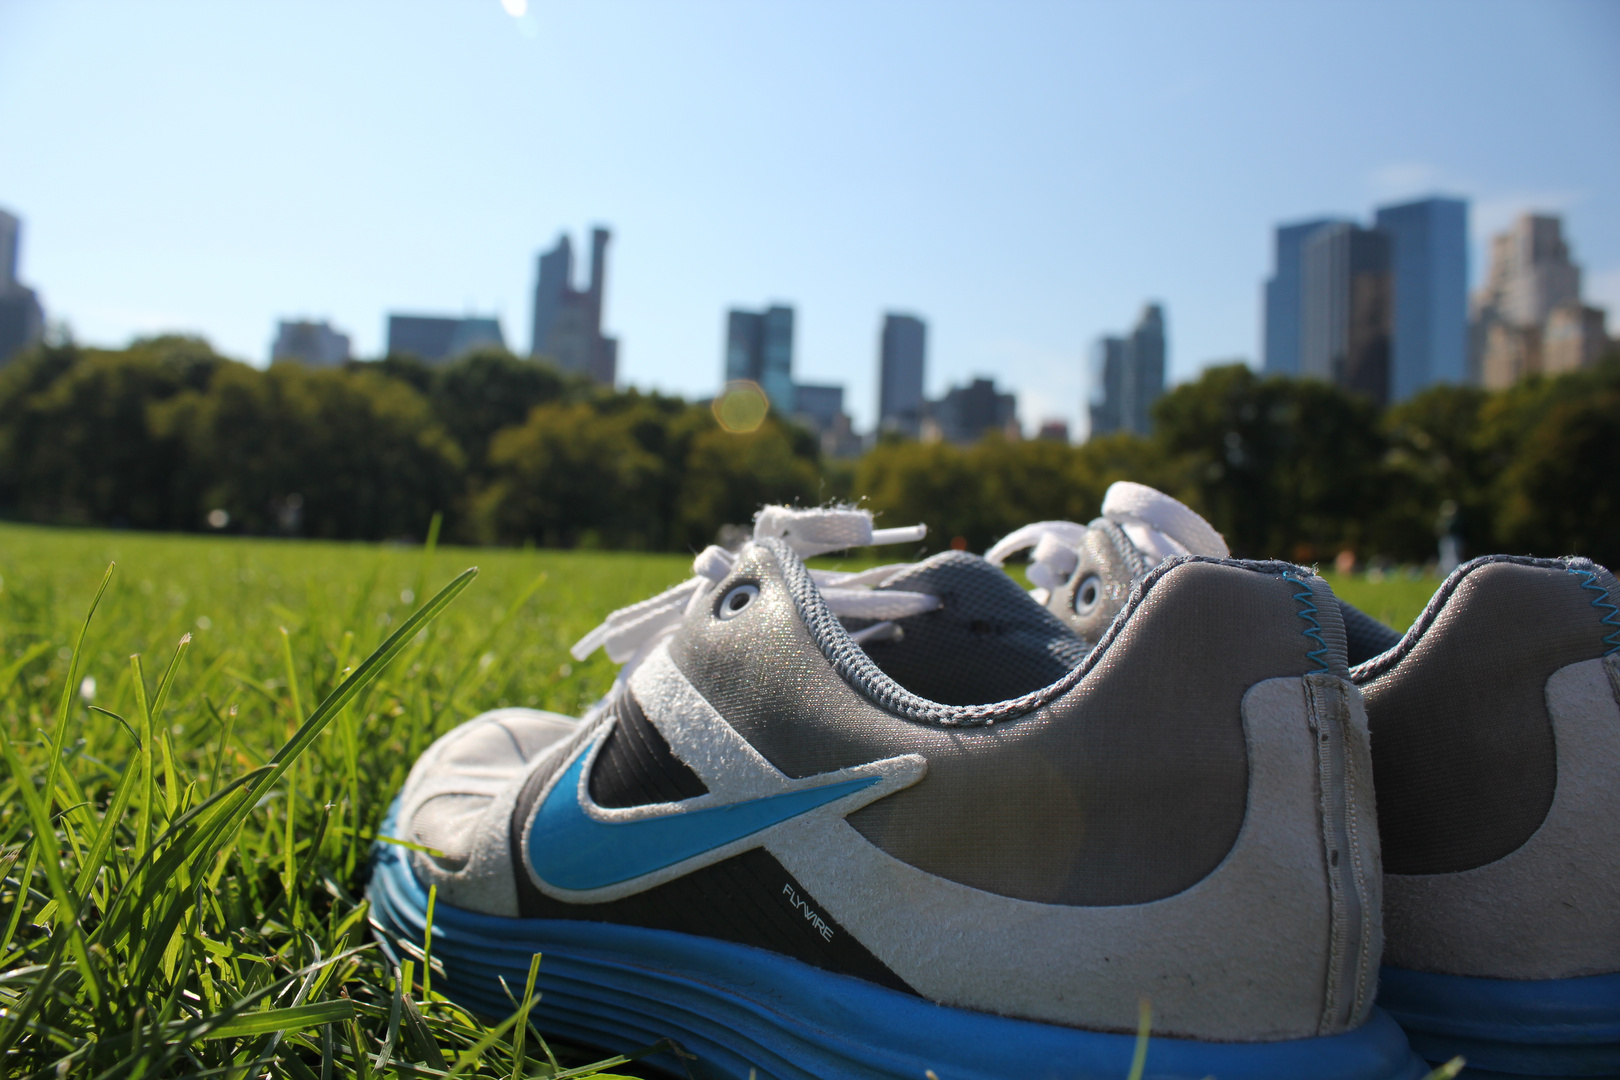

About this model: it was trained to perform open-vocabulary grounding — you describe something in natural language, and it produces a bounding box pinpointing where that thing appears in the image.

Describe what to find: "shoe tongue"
[858,551,1086,706]
[1101,482,1229,562]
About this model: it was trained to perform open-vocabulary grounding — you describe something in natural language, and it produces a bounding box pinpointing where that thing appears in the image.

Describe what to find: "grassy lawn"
[1321,570,1441,635]
[0,523,1435,1077]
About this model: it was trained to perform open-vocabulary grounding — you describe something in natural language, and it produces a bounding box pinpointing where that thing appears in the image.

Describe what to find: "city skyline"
[2,2,1616,435]
[1265,197,1469,407]
[6,195,1608,438]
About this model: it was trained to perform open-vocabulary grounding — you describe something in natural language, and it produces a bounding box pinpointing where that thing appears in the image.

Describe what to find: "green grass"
[0,522,1444,1078]
[0,521,690,1078]
[1321,570,1441,634]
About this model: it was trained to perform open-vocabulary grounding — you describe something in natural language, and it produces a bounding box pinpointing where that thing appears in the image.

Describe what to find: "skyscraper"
[0,210,18,290]
[878,313,927,437]
[1374,197,1468,401]
[1264,219,1341,376]
[1087,303,1166,439]
[721,303,795,414]
[927,378,1018,445]
[759,306,795,413]
[1126,304,1166,435]
[531,235,571,356]
[792,384,843,430]
[386,314,505,362]
[0,208,45,366]
[725,310,762,383]
[530,227,619,385]
[271,319,351,366]
[1470,214,1606,388]
[1087,336,1125,438]
[1301,224,1393,406]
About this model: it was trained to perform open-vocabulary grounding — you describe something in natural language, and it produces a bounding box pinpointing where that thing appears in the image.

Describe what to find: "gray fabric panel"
[669,545,1336,906]
[1357,555,1619,875]
[1045,519,1144,645]
[858,551,1085,706]
[762,534,1320,727]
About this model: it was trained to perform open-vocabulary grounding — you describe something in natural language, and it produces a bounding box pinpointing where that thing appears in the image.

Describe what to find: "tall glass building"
[759,306,796,415]
[722,303,796,415]
[1374,197,1468,401]
[1087,304,1166,438]
[1301,224,1393,406]
[878,313,927,437]
[1264,219,1342,376]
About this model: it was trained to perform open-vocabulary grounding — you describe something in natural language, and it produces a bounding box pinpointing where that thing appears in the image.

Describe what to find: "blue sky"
[2,0,1616,435]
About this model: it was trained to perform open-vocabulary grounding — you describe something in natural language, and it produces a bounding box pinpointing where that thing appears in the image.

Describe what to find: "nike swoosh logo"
[527,745,880,892]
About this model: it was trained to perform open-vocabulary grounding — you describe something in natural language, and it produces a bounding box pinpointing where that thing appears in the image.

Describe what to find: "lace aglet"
[870,524,927,546]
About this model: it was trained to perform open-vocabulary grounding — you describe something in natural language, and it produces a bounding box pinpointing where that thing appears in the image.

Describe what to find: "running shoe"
[367,504,1423,1080]
[986,481,1421,666]
[1347,555,1620,1077]
[995,488,1620,1075]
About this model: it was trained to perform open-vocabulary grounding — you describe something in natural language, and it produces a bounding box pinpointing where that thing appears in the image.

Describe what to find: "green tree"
[674,419,822,550]
[1481,359,1620,564]
[1152,364,1384,560]
[427,349,578,473]
[152,361,464,540]
[0,336,221,529]
[855,439,991,552]
[476,401,668,548]
[1375,383,1492,562]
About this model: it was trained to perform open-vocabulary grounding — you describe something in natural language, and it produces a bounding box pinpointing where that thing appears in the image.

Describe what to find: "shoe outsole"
[1379,965,1620,1077]
[366,826,1428,1080]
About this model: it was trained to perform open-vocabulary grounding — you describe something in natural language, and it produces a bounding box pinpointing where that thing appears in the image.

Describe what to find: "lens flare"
[713,381,769,434]
[500,0,528,16]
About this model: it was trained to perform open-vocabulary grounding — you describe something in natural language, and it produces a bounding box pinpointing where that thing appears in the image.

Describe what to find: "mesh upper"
[858,551,1086,706]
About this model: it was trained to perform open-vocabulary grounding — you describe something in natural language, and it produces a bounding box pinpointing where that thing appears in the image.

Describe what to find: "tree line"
[0,336,1615,567]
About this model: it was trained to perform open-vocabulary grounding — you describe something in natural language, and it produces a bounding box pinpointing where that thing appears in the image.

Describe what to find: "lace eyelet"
[717,583,760,619]
[1073,574,1102,617]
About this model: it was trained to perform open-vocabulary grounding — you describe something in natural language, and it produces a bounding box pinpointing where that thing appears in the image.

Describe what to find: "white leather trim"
[514,646,926,905]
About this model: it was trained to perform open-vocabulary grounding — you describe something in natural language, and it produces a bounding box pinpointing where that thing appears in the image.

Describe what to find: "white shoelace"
[985,482,1230,603]
[571,505,939,680]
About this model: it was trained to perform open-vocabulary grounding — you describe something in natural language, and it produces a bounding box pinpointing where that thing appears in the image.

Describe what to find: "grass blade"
[43,562,115,817]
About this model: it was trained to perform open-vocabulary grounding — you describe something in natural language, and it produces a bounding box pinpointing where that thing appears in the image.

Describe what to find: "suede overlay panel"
[588,693,707,807]
[669,548,1325,906]
[1361,559,1617,874]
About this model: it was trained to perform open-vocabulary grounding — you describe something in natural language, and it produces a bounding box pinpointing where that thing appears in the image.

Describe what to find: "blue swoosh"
[528,749,880,891]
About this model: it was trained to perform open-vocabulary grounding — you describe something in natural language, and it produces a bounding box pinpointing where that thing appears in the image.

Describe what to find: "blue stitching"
[1282,571,1331,674]
[1566,566,1620,656]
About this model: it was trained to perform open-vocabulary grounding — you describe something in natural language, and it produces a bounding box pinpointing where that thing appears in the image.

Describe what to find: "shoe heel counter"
[967,563,1385,1041]
[1383,652,1620,978]
[1303,673,1383,1032]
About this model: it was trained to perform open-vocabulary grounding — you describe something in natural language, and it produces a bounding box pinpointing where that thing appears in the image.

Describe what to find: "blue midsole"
[1379,966,1620,1043]
[366,836,1426,1080]
[1378,965,1620,1075]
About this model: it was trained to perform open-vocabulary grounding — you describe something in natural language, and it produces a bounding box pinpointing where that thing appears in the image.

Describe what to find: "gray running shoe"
[368,505,1422,1080]
[985,481,1232,647]
[994,487,1620,1076]
[1347,555,1620,1077]
[986,482,1423,667]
